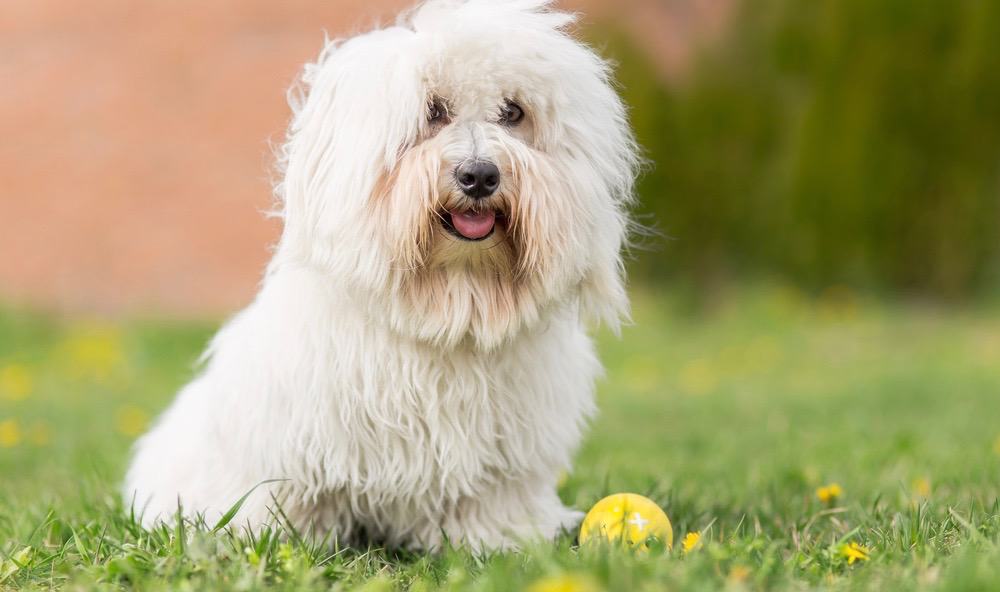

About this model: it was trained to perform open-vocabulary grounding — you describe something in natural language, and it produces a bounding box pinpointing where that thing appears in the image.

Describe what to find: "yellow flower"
[912,477,931,498]
[993,435,1000,456]
[0,419,22,448]
[816,483,843,503]
[0,364,33,401]
[681,531,701,553]
[115,406,149,437]
[527,574,600,592]
[678,358,717,396]
[59,323,125,382]
[841,542,870,565]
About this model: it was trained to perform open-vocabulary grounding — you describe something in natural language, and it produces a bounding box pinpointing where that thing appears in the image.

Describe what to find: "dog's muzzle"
[445,160,502,240]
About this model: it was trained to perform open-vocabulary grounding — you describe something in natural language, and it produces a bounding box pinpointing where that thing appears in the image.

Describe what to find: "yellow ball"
[578,493,673,551]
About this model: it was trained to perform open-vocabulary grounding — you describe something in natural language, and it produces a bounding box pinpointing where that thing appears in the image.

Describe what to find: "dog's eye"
[428,98,449,125]
[499,100,524,126]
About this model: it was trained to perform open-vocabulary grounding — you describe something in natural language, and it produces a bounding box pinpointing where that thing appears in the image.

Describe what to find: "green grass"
[2,285,1000,590]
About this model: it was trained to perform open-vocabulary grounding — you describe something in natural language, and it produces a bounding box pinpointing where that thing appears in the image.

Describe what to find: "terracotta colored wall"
[0,0,730,316]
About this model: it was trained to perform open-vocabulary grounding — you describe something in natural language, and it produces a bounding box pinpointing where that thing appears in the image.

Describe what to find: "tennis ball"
[578,493,672,551]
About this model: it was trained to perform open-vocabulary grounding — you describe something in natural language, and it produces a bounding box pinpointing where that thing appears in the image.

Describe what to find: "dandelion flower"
[678,358,717,396]
[0,364,33,401]
[681,532,701,554]
[59,323,125,383]
[115,406,149,437]
[0,419,22,448]
[841,542,870,565]
[912,477,931,498]
[993,435,1000,456]
[816,483,843,503]
[527,574,599,592]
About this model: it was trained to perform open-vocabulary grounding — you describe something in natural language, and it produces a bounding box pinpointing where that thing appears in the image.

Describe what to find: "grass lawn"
[2,285,999,590]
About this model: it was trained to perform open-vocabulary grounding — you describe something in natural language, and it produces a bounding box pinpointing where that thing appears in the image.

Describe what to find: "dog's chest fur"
[210,270,600,507]
[300,308,596,504]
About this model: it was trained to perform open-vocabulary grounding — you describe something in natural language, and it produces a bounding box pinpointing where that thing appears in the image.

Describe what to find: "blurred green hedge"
[608,0,1000,298]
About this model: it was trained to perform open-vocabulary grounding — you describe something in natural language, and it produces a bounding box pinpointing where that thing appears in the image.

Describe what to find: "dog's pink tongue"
[450,210,496,239]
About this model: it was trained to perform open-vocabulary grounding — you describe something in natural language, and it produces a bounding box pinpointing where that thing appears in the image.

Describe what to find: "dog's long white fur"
[124,0,638,550]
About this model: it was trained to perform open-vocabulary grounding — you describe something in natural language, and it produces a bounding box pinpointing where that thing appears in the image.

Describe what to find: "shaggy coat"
[124,0,638,550]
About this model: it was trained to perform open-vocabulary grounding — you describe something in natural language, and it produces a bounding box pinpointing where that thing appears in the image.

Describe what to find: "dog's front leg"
[410,478,582,552]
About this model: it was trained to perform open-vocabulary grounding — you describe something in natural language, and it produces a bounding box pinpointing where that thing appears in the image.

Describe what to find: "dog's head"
[276,0,639,349]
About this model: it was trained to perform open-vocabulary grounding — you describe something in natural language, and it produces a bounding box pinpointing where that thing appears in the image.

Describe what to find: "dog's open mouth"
[442,209,504,241]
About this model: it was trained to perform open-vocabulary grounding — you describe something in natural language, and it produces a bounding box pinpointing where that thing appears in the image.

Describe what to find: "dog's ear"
[578,140,642,335]
[573,68,641,334]
[275,28,424,263]
[578,210,631,333]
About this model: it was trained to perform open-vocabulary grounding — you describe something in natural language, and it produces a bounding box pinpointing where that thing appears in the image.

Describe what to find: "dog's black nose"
[455,161,500,199]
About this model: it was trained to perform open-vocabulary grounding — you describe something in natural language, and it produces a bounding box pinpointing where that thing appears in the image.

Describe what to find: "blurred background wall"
[1,0,997,317]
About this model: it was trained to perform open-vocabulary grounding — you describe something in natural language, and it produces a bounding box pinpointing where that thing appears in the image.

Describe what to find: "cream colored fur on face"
[124,0,638,551]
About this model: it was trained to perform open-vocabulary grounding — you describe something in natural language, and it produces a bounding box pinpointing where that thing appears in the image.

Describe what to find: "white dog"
[124,0,638,551]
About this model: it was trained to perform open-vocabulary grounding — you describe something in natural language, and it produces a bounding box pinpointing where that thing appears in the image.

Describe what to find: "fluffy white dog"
[124,0,638,551]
